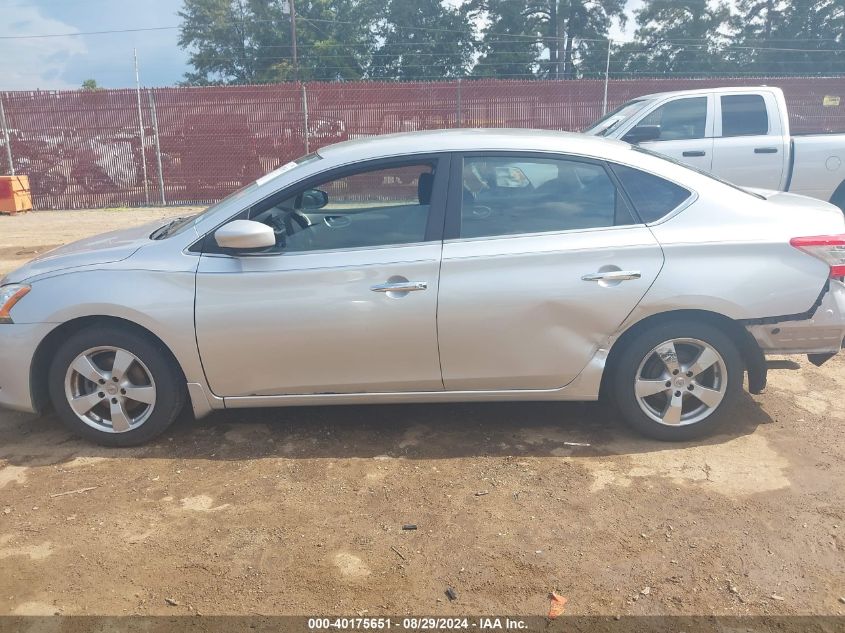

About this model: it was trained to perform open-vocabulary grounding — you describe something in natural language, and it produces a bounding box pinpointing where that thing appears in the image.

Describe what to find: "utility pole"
[550,0,558,79]
[290,0,298,81]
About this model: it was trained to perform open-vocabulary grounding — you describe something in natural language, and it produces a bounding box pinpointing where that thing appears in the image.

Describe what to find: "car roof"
[634,85,782,101]
[316,128,631,163]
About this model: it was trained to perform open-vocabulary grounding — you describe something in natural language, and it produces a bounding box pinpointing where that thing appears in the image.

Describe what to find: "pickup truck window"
[721,95,768,136]
[637,97,707,141]
[610,163,692,223]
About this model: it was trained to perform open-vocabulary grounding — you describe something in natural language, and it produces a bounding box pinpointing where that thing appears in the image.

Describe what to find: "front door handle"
[682,150,706,157]
[371,281,428,293]
[581,271,642,282]
[754,147,778,154]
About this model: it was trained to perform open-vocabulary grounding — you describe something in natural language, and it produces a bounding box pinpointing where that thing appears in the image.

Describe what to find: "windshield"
[583,98,652,136]
[153,152,323,239]
[632,146,765,200]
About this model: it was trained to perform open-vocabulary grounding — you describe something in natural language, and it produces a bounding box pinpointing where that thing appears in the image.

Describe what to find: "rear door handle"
[682,150,706,157]
[581,271,642,282]
[371,281,428,293]
[754,147,778,154]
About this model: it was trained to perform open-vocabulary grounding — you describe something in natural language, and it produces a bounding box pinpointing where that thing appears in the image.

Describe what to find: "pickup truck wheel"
[48,326,185,447]
[612,321,743,441]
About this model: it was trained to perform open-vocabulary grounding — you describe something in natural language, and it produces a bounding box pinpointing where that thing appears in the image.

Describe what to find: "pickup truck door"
[627,95,714,172]
[710,92,786,190]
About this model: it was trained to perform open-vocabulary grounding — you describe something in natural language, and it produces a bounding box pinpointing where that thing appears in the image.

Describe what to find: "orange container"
[0,175,33,215]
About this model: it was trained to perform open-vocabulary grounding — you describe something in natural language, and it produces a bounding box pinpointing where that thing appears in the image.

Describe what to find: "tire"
[48,326,185,447]
[611,320,744,441]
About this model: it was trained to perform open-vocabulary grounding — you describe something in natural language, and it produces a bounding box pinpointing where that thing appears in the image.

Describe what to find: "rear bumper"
[745,279,845,354]
[0,323,53,414]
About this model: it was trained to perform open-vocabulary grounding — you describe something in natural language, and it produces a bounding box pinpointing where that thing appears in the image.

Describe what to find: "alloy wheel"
[634,337,728,426]
[64,346,156,433]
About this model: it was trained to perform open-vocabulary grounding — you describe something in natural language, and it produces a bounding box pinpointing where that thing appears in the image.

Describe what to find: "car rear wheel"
[612,321,743,441]
[48,326,185,447]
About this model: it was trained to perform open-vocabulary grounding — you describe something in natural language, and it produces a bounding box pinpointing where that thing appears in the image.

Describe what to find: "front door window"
[247,162,436,253]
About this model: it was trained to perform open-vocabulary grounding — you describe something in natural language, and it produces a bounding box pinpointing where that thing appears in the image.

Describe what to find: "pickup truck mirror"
[623,125,661,144]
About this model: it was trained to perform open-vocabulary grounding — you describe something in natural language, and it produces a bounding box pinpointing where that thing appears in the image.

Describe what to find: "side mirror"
[623,125,661,144]
[300,188,329,210]
[214,220,275,250]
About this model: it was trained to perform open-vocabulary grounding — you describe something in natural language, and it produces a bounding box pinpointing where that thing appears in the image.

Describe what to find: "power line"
[1,13,843,56]
[0,25,180,40]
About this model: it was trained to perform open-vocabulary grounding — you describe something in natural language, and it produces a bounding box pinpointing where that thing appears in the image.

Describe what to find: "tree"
[718,0,845,76]
[469,0,544,79]
[178,0,382,84]
[470,0,626,80]
[553,0,627,78]
[368,0,476,80]
[178,0,258,84]
[616,0,733,77]
[81,79,101,91]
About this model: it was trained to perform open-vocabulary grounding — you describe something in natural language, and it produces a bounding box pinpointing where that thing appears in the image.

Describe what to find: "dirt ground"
[0,208,843,618]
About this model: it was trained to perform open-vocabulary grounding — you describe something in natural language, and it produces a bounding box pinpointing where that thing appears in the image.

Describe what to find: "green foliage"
[468,0,625,79]
[469,0,544,78]
[616,0,733,76]
[552,0,627,78]
[178,0,382,84]
[367,0,475,80]
[177,0,845,83]
[731,0,845,76]
[81,79,100,91]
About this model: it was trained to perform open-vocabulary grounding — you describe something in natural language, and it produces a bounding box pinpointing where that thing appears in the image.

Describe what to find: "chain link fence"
[1,76,844,209]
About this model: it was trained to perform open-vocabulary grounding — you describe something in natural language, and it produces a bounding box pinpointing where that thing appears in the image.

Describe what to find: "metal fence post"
[134,50,150,205]
[0,96,14,176]
[301,82,310,154]
[602,39,611,116]
[456,78,463,127]
[147,90,167,206]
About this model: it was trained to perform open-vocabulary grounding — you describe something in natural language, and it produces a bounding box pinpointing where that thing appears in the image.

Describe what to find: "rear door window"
[458,155,636,239]
[610,163,692,223]
[721,94,769,137]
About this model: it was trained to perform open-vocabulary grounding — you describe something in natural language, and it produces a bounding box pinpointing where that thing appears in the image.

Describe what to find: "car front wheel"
[612,321,744,441]
[48,326,185,447]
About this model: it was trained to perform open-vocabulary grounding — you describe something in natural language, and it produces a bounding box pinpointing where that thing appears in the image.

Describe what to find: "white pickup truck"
[583,86,845,211]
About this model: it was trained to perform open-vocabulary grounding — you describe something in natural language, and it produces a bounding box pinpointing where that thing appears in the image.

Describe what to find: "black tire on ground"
[611,320,744,441]
[47,325,185,447]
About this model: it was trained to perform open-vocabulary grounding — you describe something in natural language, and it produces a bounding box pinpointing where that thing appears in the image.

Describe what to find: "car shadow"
[0,392,774,466]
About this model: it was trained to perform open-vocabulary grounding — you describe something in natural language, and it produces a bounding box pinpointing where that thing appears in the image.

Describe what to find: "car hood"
[2,220,162,284]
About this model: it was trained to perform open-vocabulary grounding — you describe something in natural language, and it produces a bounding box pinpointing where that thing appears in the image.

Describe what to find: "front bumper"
[746,279,845,355]
[0,322,54,414]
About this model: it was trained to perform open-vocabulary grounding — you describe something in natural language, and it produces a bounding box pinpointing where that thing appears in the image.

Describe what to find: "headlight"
[0,284,31,324]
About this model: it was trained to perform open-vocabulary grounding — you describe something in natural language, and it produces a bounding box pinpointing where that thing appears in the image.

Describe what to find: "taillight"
[790,234,845,278]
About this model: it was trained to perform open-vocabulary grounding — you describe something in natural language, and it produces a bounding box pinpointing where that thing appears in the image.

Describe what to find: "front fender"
[10,269,206,387]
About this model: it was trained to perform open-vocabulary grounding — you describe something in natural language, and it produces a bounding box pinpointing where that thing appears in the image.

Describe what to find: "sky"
[0,0,641,91]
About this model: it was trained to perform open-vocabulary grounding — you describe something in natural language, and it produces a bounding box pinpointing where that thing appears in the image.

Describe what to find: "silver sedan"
[1,129,844,446]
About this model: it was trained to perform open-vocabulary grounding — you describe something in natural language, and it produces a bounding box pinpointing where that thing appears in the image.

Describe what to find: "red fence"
[2,76,844,209]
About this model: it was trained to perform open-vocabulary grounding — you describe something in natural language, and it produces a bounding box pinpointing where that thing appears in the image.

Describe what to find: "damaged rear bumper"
[744,279,845,357]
